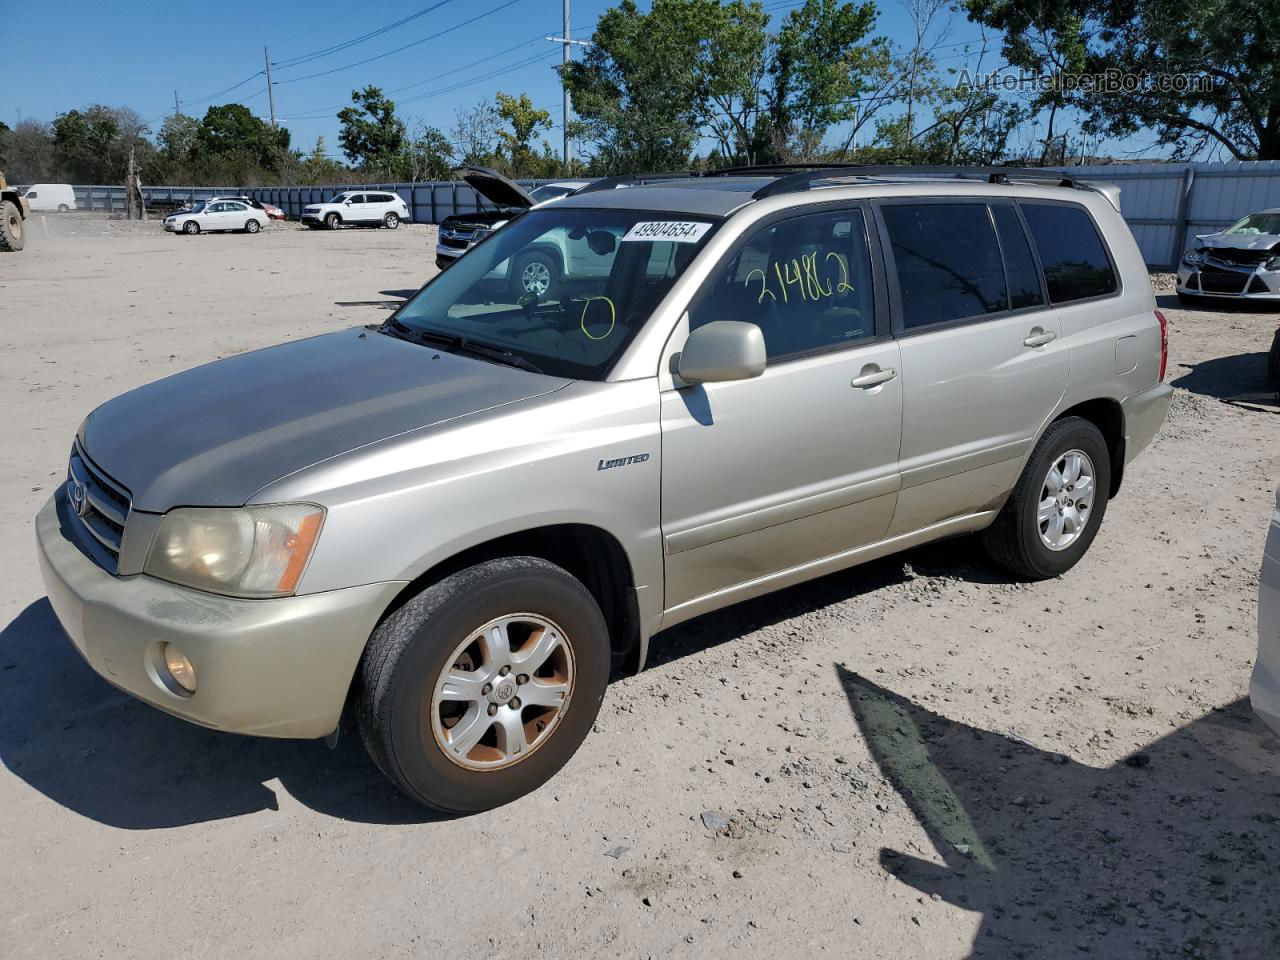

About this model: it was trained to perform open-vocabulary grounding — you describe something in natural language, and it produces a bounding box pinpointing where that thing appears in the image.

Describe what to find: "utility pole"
[562,0,570,168]
[174,90,180,119]
[264,46,277,128]
[545,17,591,170]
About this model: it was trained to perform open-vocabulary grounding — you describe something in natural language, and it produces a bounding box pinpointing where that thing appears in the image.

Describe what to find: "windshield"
[1224,213,1280,236]
[530,184,575,203]
[390,208,718,379]
[187,201,209,213]
[327,193,350,204]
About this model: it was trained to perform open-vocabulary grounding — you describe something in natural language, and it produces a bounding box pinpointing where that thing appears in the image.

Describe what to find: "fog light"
[161,643,197,694]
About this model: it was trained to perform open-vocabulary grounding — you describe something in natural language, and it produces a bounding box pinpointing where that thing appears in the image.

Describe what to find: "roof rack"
[572,171,700,195]
[747,164,1081,199]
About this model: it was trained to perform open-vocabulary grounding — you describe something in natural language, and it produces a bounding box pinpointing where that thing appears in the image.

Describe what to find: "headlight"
[1182,251,1203,266]
[473,228,493,241]
[143,503,324,598]
[1266,254,1280,271]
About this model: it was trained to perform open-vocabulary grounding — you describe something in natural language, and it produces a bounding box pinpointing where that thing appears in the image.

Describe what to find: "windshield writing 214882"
[746,251,854,305]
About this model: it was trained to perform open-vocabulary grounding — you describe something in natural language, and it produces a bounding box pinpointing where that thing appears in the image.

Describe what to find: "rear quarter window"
[1020,202,1118,303]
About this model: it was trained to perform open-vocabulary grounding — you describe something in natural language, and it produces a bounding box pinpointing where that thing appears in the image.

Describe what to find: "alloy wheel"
[1038,448,1095,551]
[428,613,575,770]
[521,260,552,296]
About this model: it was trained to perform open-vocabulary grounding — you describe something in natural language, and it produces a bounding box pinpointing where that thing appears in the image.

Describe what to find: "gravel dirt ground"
[1,217,1278,960]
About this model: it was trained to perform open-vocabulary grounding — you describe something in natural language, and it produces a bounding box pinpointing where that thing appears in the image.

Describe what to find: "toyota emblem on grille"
[67,479,90,518]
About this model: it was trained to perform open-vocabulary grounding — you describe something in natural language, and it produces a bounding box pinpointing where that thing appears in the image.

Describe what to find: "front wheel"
[325,213,341,230]
[356,557,610,812]
[182,220,200,235]
[245,219,260,234]
[0,201,23,251]
[982,416,1111,580]
[509,250,560,300]
[383,212,400,230]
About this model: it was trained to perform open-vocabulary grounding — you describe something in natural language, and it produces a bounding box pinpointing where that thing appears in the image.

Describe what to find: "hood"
[80,328,566,512]
[1197,232,1280,252]
[458,165,536,210]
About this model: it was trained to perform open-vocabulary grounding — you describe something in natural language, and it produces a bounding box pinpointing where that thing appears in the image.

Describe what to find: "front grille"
[1248,276,1271,294]
[1203,247,1271,267]
[1198,266,1249,293]
[439,234,469,250]
[66,442,131,573]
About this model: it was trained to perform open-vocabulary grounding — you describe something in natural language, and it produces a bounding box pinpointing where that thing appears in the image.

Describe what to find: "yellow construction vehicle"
[0,171,28,251]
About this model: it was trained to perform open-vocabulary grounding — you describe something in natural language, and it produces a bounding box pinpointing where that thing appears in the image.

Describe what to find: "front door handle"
[851,366,897,389]
[1023,328,1057,348]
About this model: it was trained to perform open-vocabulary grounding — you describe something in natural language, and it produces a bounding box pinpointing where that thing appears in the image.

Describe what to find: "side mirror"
[676,320,766,384]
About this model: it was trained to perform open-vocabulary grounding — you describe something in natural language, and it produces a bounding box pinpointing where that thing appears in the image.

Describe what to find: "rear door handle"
[851,366,897,389]
[1023,328,1057,348]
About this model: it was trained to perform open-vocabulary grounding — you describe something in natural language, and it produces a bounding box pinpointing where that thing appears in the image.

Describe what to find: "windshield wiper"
[382,319,543,374]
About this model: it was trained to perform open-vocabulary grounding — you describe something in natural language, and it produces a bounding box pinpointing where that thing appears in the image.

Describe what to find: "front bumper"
[1251,501,1280,736]
[1176,262,1280,300]
[1120,381,1173,463]
[36,493,403,739]
[163,221,179,232]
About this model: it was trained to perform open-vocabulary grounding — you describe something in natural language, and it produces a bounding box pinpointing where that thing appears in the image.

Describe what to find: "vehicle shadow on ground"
[841,667,1280,960]
[1171,352,1272,400]
[0,600,438,828]
[646,536,1018,670]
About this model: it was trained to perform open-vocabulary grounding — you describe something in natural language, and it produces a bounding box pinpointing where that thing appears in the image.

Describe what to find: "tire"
[383,212,400,230]
[509,250,560,300]
[1268,328,1280,391]
[182,220,200,235]
[57,203,69,214]
[356,556,610,813]
[0,201,23,251]
[245,219,260,234]
[982,417,1111,580]
[325,213,341,230]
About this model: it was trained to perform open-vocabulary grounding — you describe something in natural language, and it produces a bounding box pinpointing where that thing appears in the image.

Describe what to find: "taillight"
[1155,309,1168,381]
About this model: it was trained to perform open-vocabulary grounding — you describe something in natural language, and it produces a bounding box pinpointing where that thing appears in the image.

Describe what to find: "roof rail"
[573,171,699,195]
[748,164,1082,199]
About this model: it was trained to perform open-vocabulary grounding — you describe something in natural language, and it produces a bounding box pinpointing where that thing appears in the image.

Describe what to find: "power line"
[270,0,458,69]
[274,0,529,85]
[183,70,265,107]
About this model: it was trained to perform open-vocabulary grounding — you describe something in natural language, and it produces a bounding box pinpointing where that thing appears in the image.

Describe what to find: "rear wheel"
[57,203,70,213]
[356,556,610,812]
[383,212,400,230]
[325,213,341,230]
[182,220,200,235]
[0,201,23,251]
[245,219,260,234]
[983,417,1111,580]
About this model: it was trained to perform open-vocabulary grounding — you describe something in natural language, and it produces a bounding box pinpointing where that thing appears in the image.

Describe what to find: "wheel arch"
[377,523,642,676]
[1049,397,1126,497]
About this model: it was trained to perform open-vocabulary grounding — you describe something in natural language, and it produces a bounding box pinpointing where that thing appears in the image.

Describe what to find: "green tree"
[961,0,1280,160]
[3,119,57,183]
[337,86,406,177]
[195,103,290,171]
[494,92,552,175]
[451,100,500,166]
[405,122,455,181]
[303,136,348,183]
[0,121,9,168]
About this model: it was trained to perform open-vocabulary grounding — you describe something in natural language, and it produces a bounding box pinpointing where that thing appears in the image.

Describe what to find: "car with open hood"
[434,166,589,277]
[37,164,1171,813]
[1176,209,1280,303]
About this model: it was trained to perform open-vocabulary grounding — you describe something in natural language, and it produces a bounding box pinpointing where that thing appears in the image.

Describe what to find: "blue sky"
[3,0,1151,162]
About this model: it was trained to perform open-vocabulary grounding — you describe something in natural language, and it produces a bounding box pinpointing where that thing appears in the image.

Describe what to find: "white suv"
[301,191,410,230]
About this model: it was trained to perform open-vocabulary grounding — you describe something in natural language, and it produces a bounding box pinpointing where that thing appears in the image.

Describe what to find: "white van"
[23,184,77,213]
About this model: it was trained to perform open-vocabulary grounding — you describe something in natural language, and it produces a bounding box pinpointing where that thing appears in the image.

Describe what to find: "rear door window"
[991,204,1045,310]
[881,202,1007,329]
[1019,202,1118,302]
